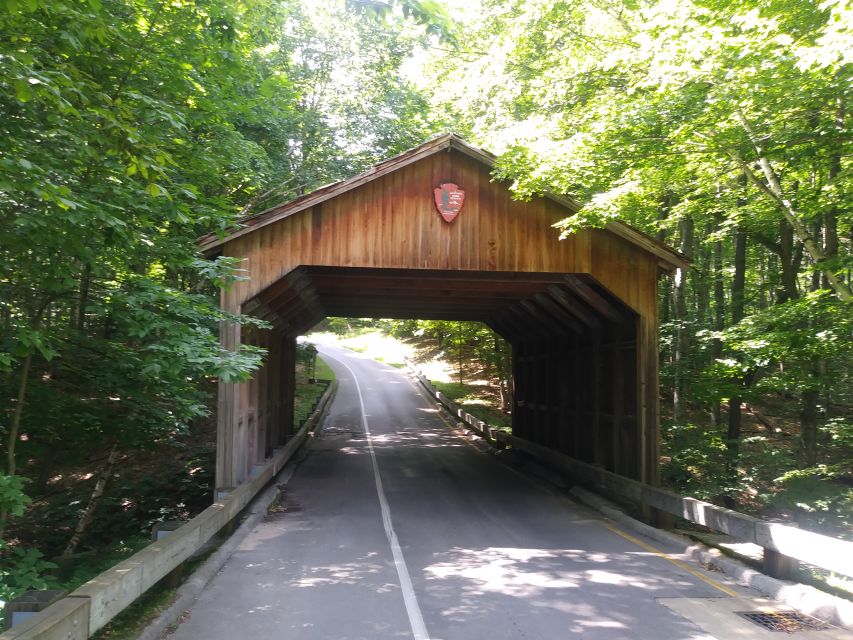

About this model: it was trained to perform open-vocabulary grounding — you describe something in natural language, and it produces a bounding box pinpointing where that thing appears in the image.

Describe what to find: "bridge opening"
[222,266,643,489]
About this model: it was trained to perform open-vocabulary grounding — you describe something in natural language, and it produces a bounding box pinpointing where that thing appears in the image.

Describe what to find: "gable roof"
[198,133,687,271]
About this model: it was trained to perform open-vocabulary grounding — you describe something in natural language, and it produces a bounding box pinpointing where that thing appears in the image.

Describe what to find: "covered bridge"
[199,134,686,493]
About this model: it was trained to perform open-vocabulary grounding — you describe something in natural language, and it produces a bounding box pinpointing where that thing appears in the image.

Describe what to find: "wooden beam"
[532,293,585,334]
[492,309,529,342]
[518,299,574,339]
[505,304,552,342]
[291,308,327,335]
[545,284,603,330]
[281,336,296,439]
[563,276,630,324]
[483,315,516,342]
[245,267,312,313]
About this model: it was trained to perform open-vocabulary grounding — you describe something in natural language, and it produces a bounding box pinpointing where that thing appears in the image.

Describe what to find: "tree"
[419,0,851,513]
[1,0,445,565]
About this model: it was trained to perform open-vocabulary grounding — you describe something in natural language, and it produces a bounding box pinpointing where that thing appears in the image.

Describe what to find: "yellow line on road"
[600,521,740,597]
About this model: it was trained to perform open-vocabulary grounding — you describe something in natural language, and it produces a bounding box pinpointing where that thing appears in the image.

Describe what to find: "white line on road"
[325,353,431,640]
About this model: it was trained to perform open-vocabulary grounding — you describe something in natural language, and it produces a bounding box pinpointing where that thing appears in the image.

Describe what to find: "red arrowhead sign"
[433,182,465,223]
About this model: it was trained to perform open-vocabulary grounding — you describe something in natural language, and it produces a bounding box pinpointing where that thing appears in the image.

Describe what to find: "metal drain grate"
[736,611,830,633]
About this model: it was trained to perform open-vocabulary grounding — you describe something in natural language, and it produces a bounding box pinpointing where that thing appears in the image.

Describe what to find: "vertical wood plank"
[256,329,269,463]
[215,312,240,490]
[592,329,602,467]
[281,335,296,438]
[611,326,624,475]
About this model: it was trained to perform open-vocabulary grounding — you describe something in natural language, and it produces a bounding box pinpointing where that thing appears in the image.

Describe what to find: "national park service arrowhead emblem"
[433,182,465,223]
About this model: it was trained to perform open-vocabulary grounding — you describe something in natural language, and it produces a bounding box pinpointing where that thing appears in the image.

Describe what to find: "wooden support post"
[511,344,522,439]
[592,330,603,467]
[611,326,624,475]
[530,345,541,445]
[236,353,250,484]
[267,333,280,452]
[558,340,571,455]
[572,332,582,459]
[638,311,659,486]
[216,316,241,491]
[281,334,296,439]
[256,329,269,463]
[547,346,559,448]
[245,325,258,473]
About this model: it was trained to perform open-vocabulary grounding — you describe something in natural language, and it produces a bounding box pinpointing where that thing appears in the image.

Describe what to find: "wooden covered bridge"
[199,134,687,493]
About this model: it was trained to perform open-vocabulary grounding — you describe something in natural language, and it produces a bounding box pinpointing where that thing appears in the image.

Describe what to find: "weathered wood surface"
[214,149,665,317]
[208,135,679,489]
[200,135,686,272]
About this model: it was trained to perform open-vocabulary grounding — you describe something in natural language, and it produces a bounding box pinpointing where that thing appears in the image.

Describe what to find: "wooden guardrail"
[406,360,853,581]
[1,380,337,640]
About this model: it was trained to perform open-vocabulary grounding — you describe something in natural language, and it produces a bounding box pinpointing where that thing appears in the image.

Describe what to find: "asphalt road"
[167,343,776,640]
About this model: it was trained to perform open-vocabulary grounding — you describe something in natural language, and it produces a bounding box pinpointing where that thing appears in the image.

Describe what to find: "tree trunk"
[800,389,819,468]
[725,217,747,506]
[492,334,512,413]
[811,219,824,292]
[696,220,711,326]
[730,111,852,301]
[778,220,799,303]
[711,212,725,426]
[673,215,693,424]
[823,95,841,289]
[63,444,120,557]
[75,262,92,331]
[0,350,34,538]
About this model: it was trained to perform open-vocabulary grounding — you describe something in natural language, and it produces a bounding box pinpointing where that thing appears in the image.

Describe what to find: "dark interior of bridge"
[243,266,642,480]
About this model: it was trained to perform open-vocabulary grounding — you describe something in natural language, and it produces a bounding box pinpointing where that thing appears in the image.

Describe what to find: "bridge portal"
[199,134,686,491]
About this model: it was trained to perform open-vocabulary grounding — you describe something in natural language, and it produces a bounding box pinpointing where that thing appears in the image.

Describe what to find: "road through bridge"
[164,343,816,640]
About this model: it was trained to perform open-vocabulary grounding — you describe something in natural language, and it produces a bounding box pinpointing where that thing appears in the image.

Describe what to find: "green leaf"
[13,79,33,103]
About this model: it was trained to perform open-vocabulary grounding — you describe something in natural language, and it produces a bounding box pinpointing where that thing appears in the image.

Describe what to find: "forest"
[1,0,851,614]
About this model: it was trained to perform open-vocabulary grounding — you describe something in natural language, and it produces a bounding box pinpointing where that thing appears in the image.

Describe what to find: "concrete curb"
[570,485,853,630]
[139,380,338,640]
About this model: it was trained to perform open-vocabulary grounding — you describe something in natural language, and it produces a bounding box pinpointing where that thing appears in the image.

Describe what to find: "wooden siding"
[213,148,664,489]
[219,150,657,318]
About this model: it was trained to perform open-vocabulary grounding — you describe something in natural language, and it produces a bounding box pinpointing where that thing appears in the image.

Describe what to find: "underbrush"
[1,351,336,627]
[294,356,335,427]
[430,380,511,430]
[661,414,852,539]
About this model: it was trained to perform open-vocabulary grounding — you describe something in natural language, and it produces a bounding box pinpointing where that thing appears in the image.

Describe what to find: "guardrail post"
[3,590,68,631]
[755,519,800,580]
[151,522,187,589]
[763,548,798,580]
[650,506,675,530]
